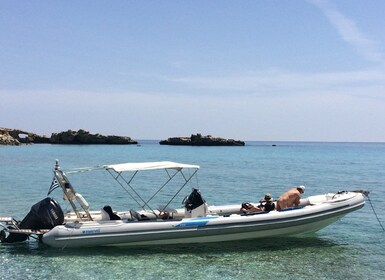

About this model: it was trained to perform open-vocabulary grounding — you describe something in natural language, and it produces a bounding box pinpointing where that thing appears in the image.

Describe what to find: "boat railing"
[0,216,20,230]
[48,161,93,221]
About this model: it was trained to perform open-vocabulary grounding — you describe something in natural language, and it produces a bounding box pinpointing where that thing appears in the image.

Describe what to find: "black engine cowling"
[3,197,64,243]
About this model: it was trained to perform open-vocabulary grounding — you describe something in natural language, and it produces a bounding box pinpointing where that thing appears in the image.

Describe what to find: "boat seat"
[100,208,110,220]
[129,210,151,221]
[129,210,142,221]
[101,205,121,220]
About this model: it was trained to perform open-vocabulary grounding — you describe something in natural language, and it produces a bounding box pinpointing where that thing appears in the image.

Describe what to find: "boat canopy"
[104,161,200,172]
[66,161,200,174]
[51,160,200,218]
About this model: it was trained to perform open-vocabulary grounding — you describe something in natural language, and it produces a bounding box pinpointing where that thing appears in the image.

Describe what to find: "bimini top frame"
[103,161,200,215]
[65,161,200,173]
[47,160,200,220]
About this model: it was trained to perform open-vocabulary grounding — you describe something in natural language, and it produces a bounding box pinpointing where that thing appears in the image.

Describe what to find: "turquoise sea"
[1,142,385,280]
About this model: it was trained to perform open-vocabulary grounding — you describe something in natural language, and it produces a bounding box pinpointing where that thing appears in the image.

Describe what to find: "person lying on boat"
[241,193,275,214]
[276,186,305,211]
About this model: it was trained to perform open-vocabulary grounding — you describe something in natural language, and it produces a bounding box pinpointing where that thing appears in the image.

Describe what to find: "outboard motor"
[184,188,208,218]
[3,197,64,243]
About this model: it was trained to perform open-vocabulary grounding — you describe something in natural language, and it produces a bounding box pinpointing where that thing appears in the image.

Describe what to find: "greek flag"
[47,178,60,195]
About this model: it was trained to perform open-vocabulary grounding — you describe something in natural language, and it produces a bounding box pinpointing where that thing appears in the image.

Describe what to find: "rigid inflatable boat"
[0,160,367,248]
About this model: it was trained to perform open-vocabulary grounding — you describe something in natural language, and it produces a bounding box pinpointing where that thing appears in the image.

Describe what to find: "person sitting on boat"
[276,186,305,210]
[241,193,275,214]
[260,193,275,212]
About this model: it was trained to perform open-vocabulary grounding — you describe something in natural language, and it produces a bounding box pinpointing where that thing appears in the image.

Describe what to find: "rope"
[367,196,385,231]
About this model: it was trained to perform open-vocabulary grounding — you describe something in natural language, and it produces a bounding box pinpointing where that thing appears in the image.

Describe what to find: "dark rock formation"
[50,129,137,145]
[159,133,245,146]
[0,128,137,145]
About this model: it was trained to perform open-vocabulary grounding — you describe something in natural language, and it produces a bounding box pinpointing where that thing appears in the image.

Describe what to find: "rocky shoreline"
[159,133,245,146]
[1,128,245,146]
[0,128,137,145]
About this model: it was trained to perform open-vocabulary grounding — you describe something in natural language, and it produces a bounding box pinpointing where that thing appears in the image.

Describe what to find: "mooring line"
[367,196,385,232]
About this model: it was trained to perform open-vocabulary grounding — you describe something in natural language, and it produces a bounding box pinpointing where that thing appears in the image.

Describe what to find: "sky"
[1,0,385,142]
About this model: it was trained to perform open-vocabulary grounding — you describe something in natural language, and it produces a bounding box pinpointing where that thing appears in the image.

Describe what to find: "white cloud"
[308,0,385,65]
[166,68,385,100]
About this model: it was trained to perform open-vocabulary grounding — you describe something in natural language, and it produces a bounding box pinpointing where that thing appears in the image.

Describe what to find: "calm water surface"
[1,142,384,279]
